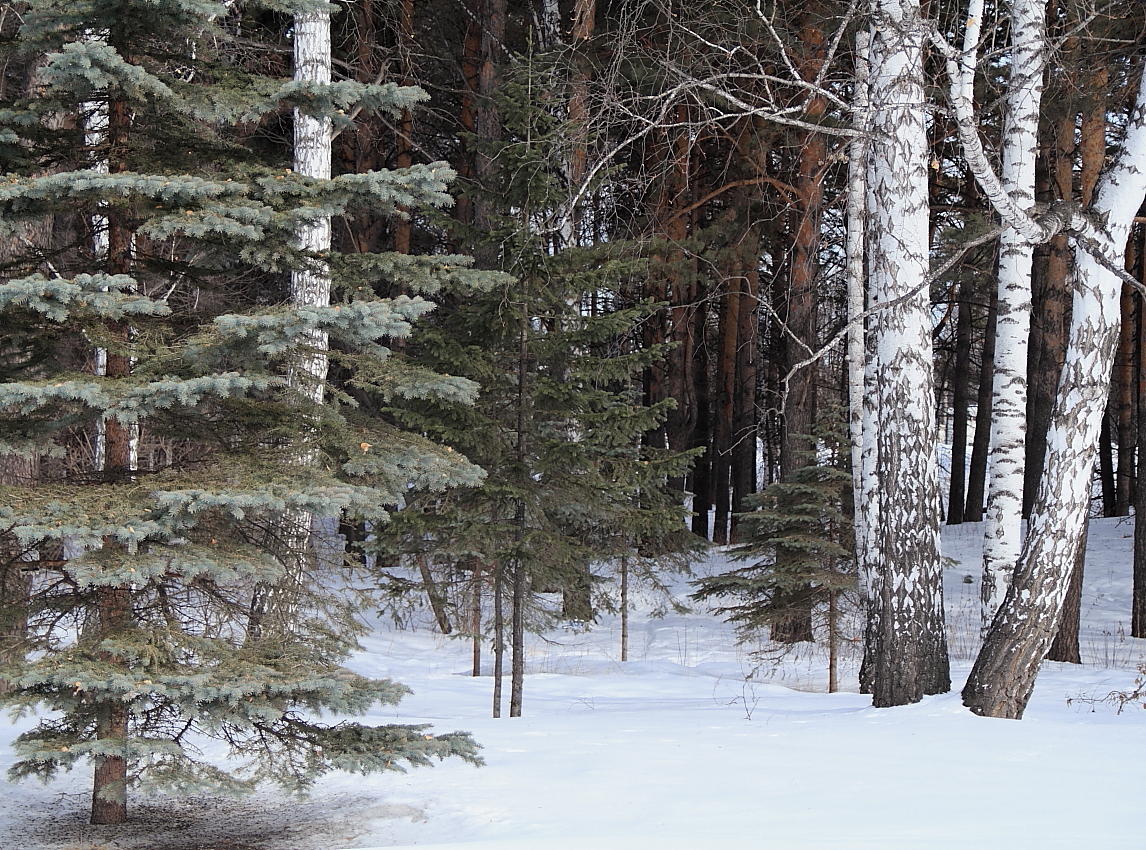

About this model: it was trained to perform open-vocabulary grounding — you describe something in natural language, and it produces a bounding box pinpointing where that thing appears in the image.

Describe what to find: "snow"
[3,519,1145,849]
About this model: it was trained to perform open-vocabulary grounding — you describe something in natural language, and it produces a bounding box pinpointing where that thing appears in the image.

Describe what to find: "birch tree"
[978,0,1045,629]
[963,66,1146,718]
[862,0,950,707]
[248,5,333,636]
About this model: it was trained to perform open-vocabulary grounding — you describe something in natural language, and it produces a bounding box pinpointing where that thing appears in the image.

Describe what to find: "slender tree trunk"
[713,254,741,545]
[415,553,452,634]
[1115,279,1135,515]
[1023,104,1074,517]
[1099,411,1117,515]
[620,555,629,662]
[92,356,133,826]
[947,280,973,524]
[393,0,415,255]
[1135,229,1146,638]
[979,0,1045,629]
[471,562,482,676]
[772,22,827,643]
[864,0,950,706]
[964,67,1146,720]
[730,228,761,541]
[492,561,503,717]
[964,283,997,521]
[828,589,839,694]
[509,310,529,717]
[249,6,334,639]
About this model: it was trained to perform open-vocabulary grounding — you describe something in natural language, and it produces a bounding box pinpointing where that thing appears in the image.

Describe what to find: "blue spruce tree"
[0,0,483,824]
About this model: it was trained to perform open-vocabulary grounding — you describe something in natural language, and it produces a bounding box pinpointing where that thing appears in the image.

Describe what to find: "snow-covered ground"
[3,519,1145,849]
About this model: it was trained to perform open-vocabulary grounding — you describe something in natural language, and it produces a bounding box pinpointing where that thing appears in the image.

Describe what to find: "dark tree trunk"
[415,553,452,634]
[1115,282,1135,515]
[730,236,760,542]
[471,562,482,676]
[947,280,973,524]
[1023,102,1074,517]
[964,282,997,521]
[1134,228,1146,637]
[1099,409,1116,517]
[492,561,504,717]
[691,294,713,540]
[713,251,741,545]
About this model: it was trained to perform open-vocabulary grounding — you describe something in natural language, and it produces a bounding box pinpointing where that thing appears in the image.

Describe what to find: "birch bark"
[248,8,332,638]
[964,67,1146,719]
[980,0,1046,628]
[845,27,872,645]
[863,0,950,706]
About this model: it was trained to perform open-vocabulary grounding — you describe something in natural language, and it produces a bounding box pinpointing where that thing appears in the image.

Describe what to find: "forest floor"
[3,517,1145,850]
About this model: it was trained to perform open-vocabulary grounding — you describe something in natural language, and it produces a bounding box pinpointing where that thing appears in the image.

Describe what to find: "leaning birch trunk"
[980,0,1046,630]
[964,69,1146,719]
[249,8,332,638]
[863,0,950,707]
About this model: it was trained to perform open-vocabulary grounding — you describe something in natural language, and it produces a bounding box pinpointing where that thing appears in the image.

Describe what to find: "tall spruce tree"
[0,0,484,824]
[375,57,699,718]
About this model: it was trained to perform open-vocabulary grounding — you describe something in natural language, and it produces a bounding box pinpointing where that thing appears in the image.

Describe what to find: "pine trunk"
[964,283,997,522]
[1136,230,1146,638]
[947,281,973,524]
[1023,105,1074,517]
[730,229,761,541]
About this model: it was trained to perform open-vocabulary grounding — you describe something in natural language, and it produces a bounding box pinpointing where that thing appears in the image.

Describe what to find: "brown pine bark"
[90,84,134,825]
[1135,228,1146,638]
[771,22,826,644]
[393,0,415,254]
[730,230,761,542]
[1023,103,1074,516]
[713,243,741,545]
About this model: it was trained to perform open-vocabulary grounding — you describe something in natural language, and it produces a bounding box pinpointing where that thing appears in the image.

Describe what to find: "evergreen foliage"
[373,53,699,636]
[0,0,483,816]
[692,432,854,642]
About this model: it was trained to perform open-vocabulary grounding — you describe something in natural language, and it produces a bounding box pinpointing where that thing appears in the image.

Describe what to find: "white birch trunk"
[291,9,333,408]
[980,0,1046,628]
[863,0,949,706]
[847,30,871,600]
[964,67,1146,719]
[250,8,333,638]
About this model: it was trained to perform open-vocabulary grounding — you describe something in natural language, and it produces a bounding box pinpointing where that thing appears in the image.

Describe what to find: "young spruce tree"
[0,0,483,824]
[375,56,698,718]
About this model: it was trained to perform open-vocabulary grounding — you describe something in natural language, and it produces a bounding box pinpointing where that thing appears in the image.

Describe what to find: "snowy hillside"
[3,519,1144,849]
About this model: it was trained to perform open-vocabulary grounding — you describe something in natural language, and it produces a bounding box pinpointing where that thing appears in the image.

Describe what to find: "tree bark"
[1023,103,1074,517]
[864,0,950,706]
[964,283,997,522]
[964,66,1146,720]
[1135,229,1146,638]
[730,226,761,542]
[979,0,1046,628]
[947,280,973,524]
